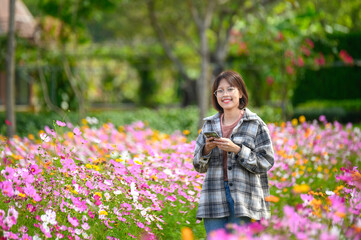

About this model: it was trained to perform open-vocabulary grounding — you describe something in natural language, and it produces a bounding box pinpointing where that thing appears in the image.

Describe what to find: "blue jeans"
[204,181,251,237]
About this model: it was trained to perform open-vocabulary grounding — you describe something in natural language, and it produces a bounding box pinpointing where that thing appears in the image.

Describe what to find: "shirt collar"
[203,108,258,122]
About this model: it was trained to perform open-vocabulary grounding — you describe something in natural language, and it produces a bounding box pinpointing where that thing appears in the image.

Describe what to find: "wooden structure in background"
[0,0,38,110]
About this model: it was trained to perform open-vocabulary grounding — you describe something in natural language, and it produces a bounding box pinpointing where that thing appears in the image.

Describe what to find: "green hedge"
[292,99,361,123]
[292,66,361,106]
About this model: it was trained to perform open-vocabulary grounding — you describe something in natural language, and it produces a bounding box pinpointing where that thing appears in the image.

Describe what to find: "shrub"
[292,99,361,123]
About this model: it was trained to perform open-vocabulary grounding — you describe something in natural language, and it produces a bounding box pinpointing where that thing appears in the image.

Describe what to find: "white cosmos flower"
[114,190,122,195]
[110,151,119,159]
[121,151,131,160]
[40,133,50,142]
[130,182,139,203]
[104,192,111,201]
[325,190,335,196]
[75,228,83,235]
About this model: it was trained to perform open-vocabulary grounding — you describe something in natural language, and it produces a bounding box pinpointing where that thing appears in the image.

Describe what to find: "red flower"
[276,31,284,41]
[297,57,304,67]
[5,120,12,126]
[238,42,248,55]
[301,45,311,56]
[286,65,295,75]
[284,50,294,58]
[339,50,353,65]
[266,76,274,86]
[305,38,314,49]
[314,53,325,66]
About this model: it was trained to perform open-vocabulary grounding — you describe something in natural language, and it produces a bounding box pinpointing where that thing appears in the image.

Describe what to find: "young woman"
[193,70,275,237]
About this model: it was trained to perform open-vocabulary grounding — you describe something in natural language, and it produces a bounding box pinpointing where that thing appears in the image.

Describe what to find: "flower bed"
[1,116,361,239]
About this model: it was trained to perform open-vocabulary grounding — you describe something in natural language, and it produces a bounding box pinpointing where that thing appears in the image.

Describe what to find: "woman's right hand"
[202,137,218,155]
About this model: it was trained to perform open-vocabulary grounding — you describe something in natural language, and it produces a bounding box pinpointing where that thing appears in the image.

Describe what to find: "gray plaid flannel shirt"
[193,108,274,220]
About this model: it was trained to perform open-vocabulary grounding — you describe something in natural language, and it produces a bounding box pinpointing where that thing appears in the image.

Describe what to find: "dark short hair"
[212,70,249,113]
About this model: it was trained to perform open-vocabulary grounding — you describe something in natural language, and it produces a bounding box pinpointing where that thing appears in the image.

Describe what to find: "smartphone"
[204,131,220,139]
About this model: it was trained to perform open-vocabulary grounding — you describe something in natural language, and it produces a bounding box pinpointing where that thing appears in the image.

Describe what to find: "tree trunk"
[5,0,16,138]
[197,25,210,129]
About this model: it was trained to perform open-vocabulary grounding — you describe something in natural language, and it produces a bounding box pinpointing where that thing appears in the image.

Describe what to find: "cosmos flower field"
[1,116,361,239]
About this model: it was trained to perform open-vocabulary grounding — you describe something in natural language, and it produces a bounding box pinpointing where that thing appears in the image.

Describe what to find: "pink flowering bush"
[0,115,361,239]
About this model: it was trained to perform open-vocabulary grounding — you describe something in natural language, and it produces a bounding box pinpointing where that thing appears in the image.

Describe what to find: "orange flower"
[265,195,279,203]
[181,227,194,240]
[293,184,310,194]
[183,130,190,135]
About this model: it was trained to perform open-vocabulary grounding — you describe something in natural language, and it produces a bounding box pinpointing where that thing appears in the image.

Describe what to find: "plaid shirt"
[193,108,274,220]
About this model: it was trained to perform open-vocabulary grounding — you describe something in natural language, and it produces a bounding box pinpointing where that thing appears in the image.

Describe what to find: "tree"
[227,0,361,119]
[6,0,16,137]
[147,0,277,128]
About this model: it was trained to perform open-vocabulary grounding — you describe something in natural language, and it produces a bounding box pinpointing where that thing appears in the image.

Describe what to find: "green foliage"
[0,106,283,139]
[311,32,361,61]
[293,66,361,106]
[292,99,361,123]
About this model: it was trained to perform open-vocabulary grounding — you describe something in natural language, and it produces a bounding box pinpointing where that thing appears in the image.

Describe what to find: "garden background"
[1,0,361,239]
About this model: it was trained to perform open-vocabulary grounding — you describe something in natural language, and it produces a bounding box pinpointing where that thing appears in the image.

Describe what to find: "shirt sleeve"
[234,122,274,174]
[193,123,213,173]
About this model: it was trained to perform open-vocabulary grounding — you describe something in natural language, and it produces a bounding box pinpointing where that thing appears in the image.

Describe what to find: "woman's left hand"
[213,138,241,154]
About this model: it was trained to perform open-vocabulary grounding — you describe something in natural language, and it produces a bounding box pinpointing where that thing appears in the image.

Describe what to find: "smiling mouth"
[222,99,232,103]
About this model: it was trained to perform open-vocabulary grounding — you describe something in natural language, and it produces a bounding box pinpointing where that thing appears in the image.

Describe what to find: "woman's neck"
[223,108,243,125]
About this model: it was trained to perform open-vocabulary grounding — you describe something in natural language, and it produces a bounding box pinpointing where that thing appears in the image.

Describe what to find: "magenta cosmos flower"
[68,214,79,227]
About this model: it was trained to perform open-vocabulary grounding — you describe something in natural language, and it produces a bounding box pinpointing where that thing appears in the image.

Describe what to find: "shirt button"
[228,167,232,170]
[229,183,233,187]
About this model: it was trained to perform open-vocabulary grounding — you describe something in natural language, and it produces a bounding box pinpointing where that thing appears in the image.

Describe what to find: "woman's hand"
[213,138,241,154]
[202,137,218,155]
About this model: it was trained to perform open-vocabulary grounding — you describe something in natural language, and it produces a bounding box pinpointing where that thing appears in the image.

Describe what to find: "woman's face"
[215,79,242,112]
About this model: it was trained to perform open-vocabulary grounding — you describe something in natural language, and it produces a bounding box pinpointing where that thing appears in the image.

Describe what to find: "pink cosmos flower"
[3,231,19,239]
[73,127,82,136]
[21,173,35,184]
[94,195,102,206]
[71,195,88,212]
[104,220,113,229]
[26,204,36,213]
[8,207,18,220]
[18,226,28,233]
[33,193,42,202]
[1,181,14,197]
[137,222,145,229]
[40,223,52,238]
[5,215,17,228]
[2,166,15,179]
[165,195,177,202]
[81,222,90,230]
[0,209,6,220]
[88,210,95,219]
[68,214,79,227]
[55,233,64,239]
[21,233,32,240]
[319,115,327,123]
[56,120,66,127]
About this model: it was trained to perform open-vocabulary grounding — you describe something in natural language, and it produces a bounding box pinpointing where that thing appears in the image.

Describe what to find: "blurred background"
[0,0,360,138]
